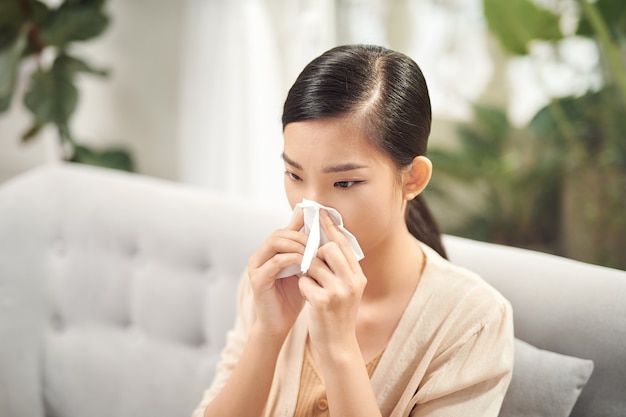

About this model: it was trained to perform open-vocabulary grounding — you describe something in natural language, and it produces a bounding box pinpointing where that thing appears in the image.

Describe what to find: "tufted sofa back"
[0,164,289,417]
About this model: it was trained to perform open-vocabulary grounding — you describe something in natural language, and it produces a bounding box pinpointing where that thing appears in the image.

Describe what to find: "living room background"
[2,0,584,198]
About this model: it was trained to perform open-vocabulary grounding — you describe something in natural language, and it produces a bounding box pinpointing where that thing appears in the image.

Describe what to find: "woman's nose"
[302,187,319,203]
[304,189,326,205]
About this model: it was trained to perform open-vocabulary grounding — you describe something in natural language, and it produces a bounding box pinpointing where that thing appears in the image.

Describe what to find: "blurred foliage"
[530,85,626,167]
[483,0,626,169]
[479,0,626,269]
[0,0,134,172]
[429,104,561,250]
[483,0,563,55]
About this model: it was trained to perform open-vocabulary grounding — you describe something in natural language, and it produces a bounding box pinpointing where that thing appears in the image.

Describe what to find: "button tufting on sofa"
[53,238,67,257]
[49,312,65,333]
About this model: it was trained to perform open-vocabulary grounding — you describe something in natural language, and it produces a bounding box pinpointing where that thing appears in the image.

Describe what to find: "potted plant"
[428,104,561,252]
[482,0,626,269]
[0,0,134,171]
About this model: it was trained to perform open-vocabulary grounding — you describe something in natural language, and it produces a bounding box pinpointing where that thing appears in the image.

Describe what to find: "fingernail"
[319,209,329,218]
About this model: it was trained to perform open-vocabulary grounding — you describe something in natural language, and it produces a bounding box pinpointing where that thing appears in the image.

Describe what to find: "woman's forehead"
[283,119,391,171]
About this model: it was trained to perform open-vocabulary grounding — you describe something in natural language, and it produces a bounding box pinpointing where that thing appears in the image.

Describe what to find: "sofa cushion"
[0,164,290,417]
[443,235,626,417]
[499,338,593,417]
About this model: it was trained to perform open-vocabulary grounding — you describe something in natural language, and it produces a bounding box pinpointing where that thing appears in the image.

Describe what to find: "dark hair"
[282,44,447,259]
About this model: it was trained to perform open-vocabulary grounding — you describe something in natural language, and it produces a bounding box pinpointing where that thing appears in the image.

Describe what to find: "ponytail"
[406,195,447,259]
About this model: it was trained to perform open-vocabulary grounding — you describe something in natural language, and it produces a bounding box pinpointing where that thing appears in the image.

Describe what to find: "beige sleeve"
[191,271,255,417]
[408,299,514,417]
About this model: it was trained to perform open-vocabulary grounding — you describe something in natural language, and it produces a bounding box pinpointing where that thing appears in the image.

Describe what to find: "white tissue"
[277,199,364,278]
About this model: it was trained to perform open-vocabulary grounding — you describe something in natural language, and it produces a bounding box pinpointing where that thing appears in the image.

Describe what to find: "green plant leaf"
[23,1,54,55]
[429,101,563,248]
[473,105,509,139]
[0,0,21,27]
[23,57,78,126]
[457,126,495,157]
[429,148,481,182]
[0,0,23,51]
[1,1,52,54]
[39,1,109,47]
[56,53,109,77]
[0,30,27,113]
[70,144,135,172]
[483,0,563,55]
[530,86,626,165]
[577,0,626,38]
[64,0,107,7]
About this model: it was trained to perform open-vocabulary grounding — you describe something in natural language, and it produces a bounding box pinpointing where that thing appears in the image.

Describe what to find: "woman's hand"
[299,209,367,358]
[247,208,308,338]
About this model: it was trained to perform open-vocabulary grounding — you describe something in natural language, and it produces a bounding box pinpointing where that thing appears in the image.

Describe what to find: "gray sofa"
[1,164,624,417]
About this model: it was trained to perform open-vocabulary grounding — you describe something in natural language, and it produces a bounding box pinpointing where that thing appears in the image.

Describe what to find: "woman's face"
[282,115,407,257]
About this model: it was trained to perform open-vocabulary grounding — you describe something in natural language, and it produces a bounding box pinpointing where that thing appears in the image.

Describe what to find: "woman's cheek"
[284,181,301,210]
[341,210,368,242]
[349,208,389,252]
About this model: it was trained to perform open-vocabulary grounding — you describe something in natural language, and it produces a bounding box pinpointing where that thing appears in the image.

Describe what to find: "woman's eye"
[334,180,361,189]
[285,171,302,181]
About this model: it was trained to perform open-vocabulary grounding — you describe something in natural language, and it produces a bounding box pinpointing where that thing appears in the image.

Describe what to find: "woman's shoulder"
[416,241,512,338]
[422,241,509,304]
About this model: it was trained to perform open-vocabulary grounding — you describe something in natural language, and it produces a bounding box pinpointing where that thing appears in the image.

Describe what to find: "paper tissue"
[277,199,364,278]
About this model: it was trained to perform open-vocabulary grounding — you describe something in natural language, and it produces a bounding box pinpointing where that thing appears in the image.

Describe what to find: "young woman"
[193,44,513,417]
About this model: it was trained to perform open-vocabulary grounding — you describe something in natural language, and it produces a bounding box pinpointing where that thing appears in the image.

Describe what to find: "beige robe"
[193,242,514,417]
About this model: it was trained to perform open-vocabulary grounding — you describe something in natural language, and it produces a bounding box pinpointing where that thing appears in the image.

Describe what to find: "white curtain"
[177,0,336,206]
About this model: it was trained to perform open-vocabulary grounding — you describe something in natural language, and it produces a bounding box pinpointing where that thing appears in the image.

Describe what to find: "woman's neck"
[359,229,425,303]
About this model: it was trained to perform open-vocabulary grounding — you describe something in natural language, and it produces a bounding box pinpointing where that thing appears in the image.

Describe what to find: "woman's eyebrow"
[322,163,368,173]
[282,152,368,173]
[281,152,302,169]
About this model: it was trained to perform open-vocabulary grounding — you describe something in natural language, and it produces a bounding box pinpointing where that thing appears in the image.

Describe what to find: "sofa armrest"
[444,235,626,417]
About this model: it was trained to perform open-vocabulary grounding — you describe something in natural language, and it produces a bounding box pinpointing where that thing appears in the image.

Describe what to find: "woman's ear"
[402,156,432,201]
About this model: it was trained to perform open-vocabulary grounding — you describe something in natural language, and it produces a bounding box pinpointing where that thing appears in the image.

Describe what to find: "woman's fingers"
[318,209,361,272]
[249,232,306,265]
[248,208,307,271]
[287,205,305,231]
[299,209,366,298]
[254,252,303,282]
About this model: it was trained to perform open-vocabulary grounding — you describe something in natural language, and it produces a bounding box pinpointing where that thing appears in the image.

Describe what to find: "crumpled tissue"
[277,199,364,278]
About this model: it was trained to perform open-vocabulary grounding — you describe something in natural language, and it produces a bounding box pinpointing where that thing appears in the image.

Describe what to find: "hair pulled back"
[282,44,447,259]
